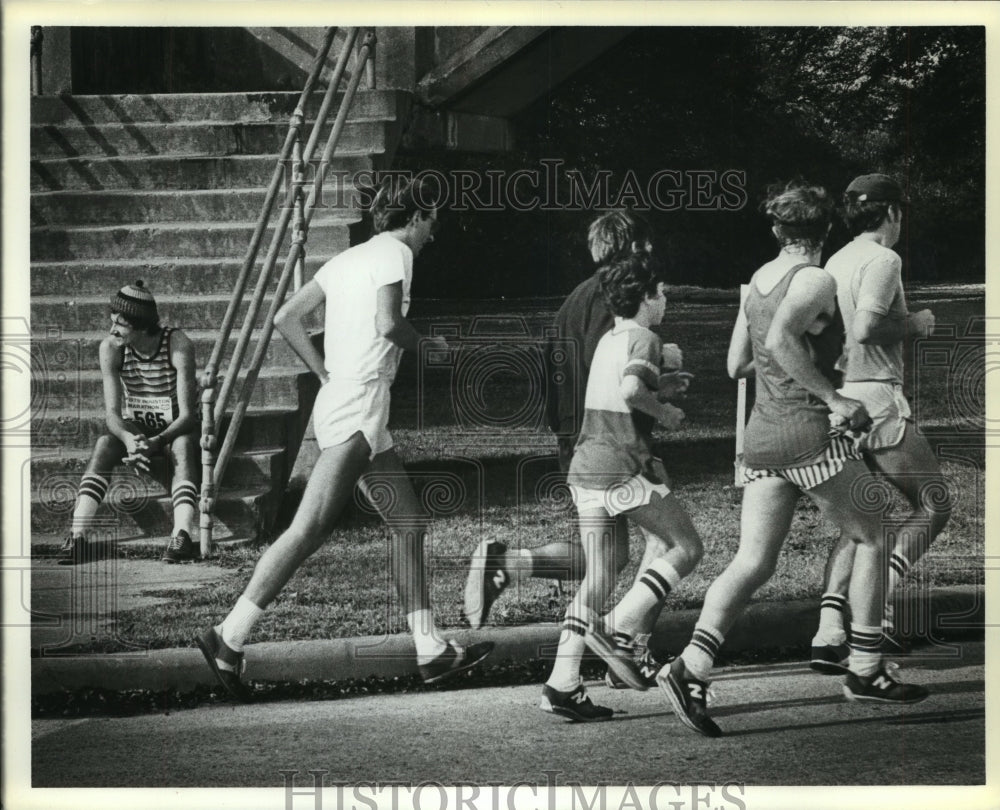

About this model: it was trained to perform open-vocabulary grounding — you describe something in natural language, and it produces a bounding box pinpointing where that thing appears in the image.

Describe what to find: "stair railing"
[199,28,377,556]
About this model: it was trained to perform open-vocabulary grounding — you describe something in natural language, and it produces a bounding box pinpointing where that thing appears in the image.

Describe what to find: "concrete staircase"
[30,88,408,546]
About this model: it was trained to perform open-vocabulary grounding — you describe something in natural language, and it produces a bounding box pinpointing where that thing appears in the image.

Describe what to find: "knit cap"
[111,280,158,323]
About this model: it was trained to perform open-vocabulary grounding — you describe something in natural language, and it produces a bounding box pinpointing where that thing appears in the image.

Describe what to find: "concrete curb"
[31,585,984,696]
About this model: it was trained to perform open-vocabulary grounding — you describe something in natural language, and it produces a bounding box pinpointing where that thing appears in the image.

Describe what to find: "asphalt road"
[29,641,985,791]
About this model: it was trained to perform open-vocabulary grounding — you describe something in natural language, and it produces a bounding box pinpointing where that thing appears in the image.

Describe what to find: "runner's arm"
[621,375,684,430]
[99,338,144,452]
[274,279,330,385]
[375,281,446,354]
[767,268,867,427]
[726,303,755,379]
[852,259,933,344]
[147,330,198,452]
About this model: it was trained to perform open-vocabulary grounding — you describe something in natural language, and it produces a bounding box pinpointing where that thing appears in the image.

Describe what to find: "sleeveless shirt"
[742,265,843,468]
[120,327,178,428]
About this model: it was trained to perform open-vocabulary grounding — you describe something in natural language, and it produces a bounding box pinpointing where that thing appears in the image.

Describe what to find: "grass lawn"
[51,285,987,651]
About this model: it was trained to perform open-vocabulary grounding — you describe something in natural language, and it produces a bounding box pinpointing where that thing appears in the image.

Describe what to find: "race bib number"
[124,394,173,430]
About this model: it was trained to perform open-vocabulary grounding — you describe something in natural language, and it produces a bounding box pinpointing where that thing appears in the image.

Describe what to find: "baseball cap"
[844,174,908,204]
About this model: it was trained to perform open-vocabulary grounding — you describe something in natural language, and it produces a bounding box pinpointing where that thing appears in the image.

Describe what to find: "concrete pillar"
[373,27,418,91]
[37,26,73,95]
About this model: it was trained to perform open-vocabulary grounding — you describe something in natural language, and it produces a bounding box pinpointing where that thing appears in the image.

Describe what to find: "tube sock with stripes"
[604,558,682,644]
[848,623,883,678]
[546,613,588,692]
[70,474,110,536]
[680,624,725,682]
[171,480,198,537]
[813,592,849,646]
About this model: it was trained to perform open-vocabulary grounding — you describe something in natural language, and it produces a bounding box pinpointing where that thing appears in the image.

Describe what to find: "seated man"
[58,280,200,565]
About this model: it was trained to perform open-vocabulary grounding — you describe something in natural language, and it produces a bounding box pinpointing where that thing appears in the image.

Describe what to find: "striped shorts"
[740,435,862,490]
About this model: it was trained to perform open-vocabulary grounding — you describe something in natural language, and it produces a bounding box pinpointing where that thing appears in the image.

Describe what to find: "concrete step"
[32,406,300,452]
[31,292,315,332]
[31,119,388,160]
[32,328,306,370]
[33,364,310,411]
[31,152,377,193]
[30,90,403,127]
[32,445,287,492]
[31,479,277,542]
[30,217,353,262]
[30,257,330,295]
[31,186,363,227]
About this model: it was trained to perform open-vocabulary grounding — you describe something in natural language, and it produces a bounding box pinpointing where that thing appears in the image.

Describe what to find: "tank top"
[120,327,178,429]
[742,265,843,468]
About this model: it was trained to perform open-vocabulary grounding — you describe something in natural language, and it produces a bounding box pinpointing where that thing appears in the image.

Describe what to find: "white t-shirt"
[825,237,906,384]
[313,232,413,383]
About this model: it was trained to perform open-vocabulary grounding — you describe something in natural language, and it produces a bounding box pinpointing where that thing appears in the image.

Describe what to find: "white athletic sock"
[813,592,848,646]
[71,473,109,536]
[546,614,588,692]
[219,595,264,654]
[171,481,198,537]
[848,623,883,678]
[680,624,724,682]
[407,608,447,664]
[605,558,681,640]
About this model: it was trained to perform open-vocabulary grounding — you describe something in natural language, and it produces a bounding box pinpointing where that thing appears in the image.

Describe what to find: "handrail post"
[292,134,306,291]
[30,27,43,96]
[365,28,377,89]
[199,387,218,557]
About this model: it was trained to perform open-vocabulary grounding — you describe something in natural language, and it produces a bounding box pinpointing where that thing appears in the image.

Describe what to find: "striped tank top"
[742,265,843,469]
[120,327,178,428]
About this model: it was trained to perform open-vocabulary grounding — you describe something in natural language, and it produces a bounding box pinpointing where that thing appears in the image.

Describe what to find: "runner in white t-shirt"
[809,174,950,671]
[196,176,493,701]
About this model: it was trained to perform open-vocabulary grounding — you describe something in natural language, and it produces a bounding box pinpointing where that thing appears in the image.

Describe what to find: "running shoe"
[606,646,675,689]
[809,642,851,675]
[57,533,88,566]
[657,657,722,738]
[463,540,509,629]
[195,626,251,703]
[418,640,494,684]
[162,530,198,563]
[584,623,649,691]
[539,684,613,722]
[843,664,929,704]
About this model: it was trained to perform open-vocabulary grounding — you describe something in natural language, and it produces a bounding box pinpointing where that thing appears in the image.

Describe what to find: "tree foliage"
[405,26,984,297]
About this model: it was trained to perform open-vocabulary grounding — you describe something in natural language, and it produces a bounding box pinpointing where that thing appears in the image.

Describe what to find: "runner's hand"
[657,371,694,401]
[123,433,146,455]
[908,308,935,338]
[122,452,151,473]
[827,393,872,434]
[658,402,685,431]
[661,343,684,371]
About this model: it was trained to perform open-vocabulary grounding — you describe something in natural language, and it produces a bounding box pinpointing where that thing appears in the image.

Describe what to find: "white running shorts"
[312,377,393,460]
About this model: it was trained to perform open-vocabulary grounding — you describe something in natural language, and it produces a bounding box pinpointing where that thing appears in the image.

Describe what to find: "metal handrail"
[199,28,377,556]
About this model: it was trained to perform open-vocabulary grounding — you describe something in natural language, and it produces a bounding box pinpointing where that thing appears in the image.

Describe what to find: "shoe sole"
[810,659,851,675]
[657,671,721,738]
[422,642,494,684]
[463,540,499,630]
[585,630,648,691]
[539,698,612,723]
[195,631,252,703]
[843,686,929,704]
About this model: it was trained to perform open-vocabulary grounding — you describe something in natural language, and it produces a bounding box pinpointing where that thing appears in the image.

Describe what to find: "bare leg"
[697,477,799,636]
[242,432,371,608]
[869,423,951,568]
[168,432,200,537]
[359,447,433,615]
[70,434,127,537]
